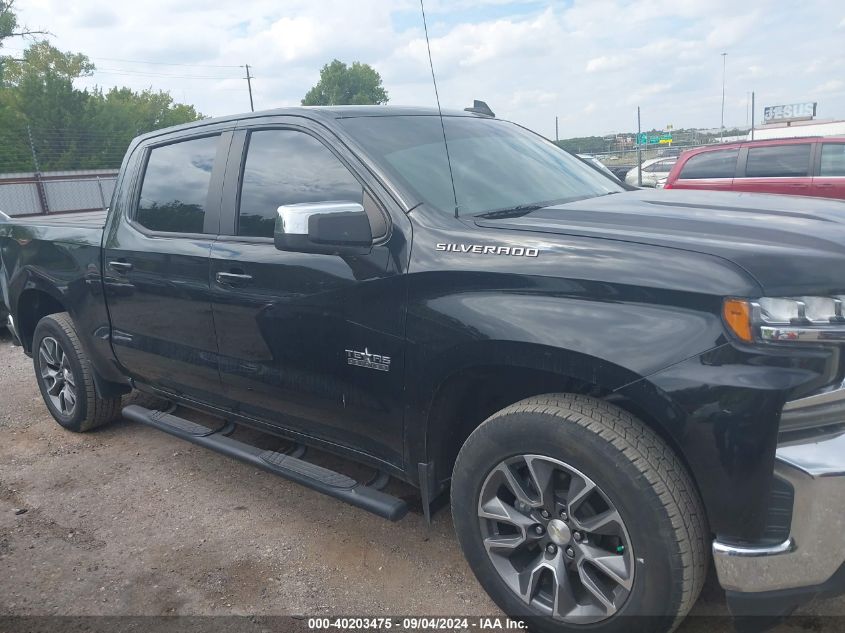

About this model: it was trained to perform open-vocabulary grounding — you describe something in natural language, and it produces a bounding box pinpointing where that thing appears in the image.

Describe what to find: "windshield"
[339,115,623,215]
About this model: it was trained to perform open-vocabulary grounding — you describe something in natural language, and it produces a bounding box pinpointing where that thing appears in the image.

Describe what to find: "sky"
[6,0,845,139]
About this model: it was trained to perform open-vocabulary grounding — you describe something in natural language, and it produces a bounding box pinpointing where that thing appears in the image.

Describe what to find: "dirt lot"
[0,327,842,632]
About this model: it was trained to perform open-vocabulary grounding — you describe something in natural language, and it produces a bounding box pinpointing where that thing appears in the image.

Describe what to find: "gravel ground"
[0,327,842,632]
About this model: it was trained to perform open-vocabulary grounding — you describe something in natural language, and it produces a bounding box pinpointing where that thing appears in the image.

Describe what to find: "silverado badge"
[436,243,539,257]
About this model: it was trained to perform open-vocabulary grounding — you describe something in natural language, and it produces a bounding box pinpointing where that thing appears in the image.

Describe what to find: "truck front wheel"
[33,313,121,432]
[451,394,707,633]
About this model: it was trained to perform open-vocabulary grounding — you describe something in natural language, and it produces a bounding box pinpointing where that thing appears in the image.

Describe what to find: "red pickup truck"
[664,136,845,199]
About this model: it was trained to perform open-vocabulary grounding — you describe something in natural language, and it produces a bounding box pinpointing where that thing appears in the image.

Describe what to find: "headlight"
[723,297,845,343]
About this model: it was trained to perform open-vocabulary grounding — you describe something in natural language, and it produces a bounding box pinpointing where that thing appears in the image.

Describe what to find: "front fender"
[617,341,837,542]
[404,269,838,542]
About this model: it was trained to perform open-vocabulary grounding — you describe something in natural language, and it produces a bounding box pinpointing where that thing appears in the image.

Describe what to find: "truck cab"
[4,106,845,632]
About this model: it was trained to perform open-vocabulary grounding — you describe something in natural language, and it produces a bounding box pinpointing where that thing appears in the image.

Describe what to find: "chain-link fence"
[0,125,129,174]
[0,171,118,217]
[0,123,123,216]
[582,144,703,181]
[568,127,750,178]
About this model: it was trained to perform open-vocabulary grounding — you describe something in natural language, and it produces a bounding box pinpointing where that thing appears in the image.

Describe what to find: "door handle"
[817,183,834,188]
[216,272,253,285]
[108,260,133,273]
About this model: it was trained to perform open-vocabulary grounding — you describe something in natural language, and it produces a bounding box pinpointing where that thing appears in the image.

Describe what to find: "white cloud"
[585,55,626,73]
[5,0,845,139]
[508,89,556,109]
[815,79,845,94]
[396,8,556,71]
[704,12,758,48]
[231,16,322,63]
[627,83,675,105]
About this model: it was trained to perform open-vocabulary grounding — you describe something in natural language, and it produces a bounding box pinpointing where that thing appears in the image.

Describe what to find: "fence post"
[26,125,50,215]
[95,177,107,209]
[636,107,643,187]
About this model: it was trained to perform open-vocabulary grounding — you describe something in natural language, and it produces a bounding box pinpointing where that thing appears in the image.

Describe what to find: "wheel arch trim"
[409,341,685,487]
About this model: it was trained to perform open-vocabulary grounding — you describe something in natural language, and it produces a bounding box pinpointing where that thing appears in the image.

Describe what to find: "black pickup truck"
[3,105,845,632]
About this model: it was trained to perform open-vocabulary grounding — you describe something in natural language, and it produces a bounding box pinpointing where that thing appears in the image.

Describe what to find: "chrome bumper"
[713,427,845,593]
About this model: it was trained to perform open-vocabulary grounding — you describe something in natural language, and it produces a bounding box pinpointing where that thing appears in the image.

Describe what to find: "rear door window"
[645,160,674,173]
[820,144,845,176]
[679,149,738,179]
[137,135,220,234]
[745,144,811,178]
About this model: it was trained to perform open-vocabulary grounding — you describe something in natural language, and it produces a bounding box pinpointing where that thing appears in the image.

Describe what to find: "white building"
[749,119,845,140]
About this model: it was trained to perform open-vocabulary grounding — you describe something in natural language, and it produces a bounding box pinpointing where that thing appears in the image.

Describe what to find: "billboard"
[763,102,817,124]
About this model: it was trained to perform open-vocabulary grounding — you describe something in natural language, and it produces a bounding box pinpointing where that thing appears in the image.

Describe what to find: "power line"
[1,46,242,68]
[3,46,251,103]
[4,51,242,79]
[83,55,242,68]
[5,62,239,80]
[91,68,238,80]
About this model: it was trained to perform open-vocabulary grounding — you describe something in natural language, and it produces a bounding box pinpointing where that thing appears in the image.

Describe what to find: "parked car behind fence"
[625,156,677,187]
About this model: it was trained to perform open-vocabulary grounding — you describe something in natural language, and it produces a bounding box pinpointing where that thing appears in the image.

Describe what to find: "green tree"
[302,59,388,106]
[0,41,92,170]
[2,42,96,170]
[554,136,612,154]
[0,1,50,167]
[81,87,202,168]
[0,0,47,47]
[0,0,19,51]
[2,39,93,83]
[0,40,202,172]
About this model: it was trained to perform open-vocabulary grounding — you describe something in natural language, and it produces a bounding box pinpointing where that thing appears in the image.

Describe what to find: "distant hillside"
[554,127,750,154]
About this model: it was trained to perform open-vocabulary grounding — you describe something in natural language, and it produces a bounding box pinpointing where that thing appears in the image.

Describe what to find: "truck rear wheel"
[33,313,121,432]
[451,394,707,633]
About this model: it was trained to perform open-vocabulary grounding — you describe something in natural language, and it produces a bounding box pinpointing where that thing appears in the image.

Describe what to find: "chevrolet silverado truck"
[3,105,845,633]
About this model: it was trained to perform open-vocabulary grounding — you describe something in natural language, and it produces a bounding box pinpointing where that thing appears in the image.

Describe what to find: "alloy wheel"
[38,337,77,416]
[477,454,634,624]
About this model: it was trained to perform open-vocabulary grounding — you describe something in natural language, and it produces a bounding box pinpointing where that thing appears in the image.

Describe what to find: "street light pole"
[720,52,727,142]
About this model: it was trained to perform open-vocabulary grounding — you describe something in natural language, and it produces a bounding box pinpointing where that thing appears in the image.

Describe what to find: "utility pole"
[720,52,727,143]
[746,91,750,128]
[751,91,755,141]
[555,116,559,142]
[244,64,255,112]
[636,106,642,187]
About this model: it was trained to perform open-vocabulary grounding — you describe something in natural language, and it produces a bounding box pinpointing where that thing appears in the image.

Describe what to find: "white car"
[577,154,620,181]
[625,157,677,187]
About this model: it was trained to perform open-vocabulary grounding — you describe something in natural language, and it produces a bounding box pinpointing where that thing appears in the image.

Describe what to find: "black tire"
[451,393,707,633]
[32,312,121,432]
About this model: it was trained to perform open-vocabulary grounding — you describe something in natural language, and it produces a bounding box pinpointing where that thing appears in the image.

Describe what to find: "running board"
[122,404,408,522]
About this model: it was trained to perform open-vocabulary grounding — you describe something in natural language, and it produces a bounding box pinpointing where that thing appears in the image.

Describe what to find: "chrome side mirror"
[274,201,372,255]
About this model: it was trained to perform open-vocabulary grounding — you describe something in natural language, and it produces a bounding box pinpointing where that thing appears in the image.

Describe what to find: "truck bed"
[0,209,108,229]
[0,209,106,245]
[0,209,108,344]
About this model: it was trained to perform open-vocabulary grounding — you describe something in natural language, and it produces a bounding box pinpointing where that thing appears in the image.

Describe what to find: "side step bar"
[123,404,408,522]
